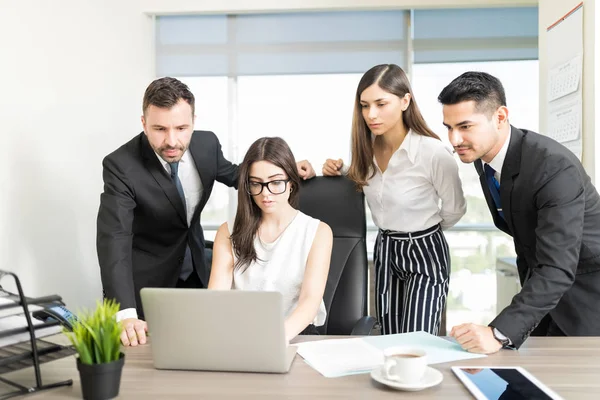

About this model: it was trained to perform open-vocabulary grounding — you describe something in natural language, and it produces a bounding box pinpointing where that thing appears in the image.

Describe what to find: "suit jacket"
[477,126,600,348]
[97,131,238,317]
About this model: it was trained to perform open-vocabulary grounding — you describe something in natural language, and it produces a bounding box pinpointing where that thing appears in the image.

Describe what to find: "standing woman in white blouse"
[323,64,466,335]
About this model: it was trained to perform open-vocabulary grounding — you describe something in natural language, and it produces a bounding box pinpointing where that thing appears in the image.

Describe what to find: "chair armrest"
[350,316,378,336]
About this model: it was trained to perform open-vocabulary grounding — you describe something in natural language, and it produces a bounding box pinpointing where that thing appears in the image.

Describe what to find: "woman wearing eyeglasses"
[208,137,333,342]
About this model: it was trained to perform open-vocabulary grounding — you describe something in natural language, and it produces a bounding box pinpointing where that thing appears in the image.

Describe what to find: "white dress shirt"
[155,149,203,227]
[484,128,512,182]
[116,149,204,322]
[362,130,466,232]
[485,126,513,345]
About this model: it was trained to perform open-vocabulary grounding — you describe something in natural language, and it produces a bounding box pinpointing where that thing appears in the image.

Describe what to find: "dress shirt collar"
[370,129,420,165]
[155,148,192,173]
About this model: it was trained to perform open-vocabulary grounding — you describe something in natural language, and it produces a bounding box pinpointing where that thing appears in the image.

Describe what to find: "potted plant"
[65,299,124,400]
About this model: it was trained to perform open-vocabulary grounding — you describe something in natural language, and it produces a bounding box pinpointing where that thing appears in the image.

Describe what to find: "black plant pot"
[76,353,125,400]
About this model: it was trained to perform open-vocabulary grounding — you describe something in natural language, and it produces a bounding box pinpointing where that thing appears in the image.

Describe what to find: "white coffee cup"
[381,347,427,384]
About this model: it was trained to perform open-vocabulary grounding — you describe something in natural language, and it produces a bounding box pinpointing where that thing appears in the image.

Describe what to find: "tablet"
[452,366,563,400]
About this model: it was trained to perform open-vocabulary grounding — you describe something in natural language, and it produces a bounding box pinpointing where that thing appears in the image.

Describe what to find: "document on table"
[297,338,384,377]
[296,331,486,378]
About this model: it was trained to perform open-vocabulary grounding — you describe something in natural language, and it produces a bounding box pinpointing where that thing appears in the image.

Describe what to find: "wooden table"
[4,336,600,399]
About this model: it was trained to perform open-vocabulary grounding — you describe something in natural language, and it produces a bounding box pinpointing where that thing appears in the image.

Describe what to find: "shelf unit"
[0,270,75,399]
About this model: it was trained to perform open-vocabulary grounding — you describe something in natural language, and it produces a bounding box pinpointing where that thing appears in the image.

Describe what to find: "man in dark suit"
[97,77,315,346]
[437,71,600,353]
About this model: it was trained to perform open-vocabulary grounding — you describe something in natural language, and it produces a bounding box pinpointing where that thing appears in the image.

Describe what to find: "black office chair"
[298,176,377,335]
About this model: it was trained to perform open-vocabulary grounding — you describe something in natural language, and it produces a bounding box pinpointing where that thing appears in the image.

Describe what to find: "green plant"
[65,299,122,365]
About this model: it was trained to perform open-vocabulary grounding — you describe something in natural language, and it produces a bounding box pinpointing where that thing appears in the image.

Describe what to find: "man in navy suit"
[97,77,316,346]
[438,71,600,353]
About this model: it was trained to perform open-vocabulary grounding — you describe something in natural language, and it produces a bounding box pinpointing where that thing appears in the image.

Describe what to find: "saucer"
[370,366,443,391]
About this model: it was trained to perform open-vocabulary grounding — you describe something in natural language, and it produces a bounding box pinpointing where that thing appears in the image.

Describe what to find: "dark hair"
[230,137,301,270]
[437,71,507,116]
[348,64,440,189]
[142,77,195,116]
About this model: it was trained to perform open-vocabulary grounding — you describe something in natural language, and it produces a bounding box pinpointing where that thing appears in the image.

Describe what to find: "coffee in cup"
[381,347,427,384]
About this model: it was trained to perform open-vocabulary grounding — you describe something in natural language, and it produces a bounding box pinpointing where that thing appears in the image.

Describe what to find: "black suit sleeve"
[214,136,239,189]
[491,155,583,348]
[96,156,137,311]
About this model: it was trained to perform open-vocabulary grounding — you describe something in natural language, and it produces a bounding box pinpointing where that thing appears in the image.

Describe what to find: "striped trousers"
[374,224,450,335]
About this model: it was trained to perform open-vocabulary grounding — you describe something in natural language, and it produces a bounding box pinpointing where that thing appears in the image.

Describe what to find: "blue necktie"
[169,162,194,281]
[484,164,504,220]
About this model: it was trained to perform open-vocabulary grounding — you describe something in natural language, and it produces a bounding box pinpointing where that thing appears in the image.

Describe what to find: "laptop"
[140,288,297,373]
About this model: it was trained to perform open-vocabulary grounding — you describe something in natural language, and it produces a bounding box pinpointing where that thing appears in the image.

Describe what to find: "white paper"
[0,305,42,319]
[296,331,486,378]
[296,338,383,377]
[0,315,63,348]
[547,55,582,102]
[546,4,583,161]
[547,99,581,143]
[0,298,16,306]
[0,299,43,318]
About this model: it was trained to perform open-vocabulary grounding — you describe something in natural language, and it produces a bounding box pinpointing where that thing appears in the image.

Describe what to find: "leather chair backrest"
[298,176,369,334]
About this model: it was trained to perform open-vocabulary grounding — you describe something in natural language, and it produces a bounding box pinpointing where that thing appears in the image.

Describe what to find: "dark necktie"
[484,164,504,220]
[169,162,194,281]
[169,162,186,208]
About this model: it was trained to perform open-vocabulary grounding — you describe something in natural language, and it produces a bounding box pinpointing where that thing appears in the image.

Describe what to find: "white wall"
[539,0,597,182]
[0,0,153,309]
[0,0,540,310]
[142,0,536,14]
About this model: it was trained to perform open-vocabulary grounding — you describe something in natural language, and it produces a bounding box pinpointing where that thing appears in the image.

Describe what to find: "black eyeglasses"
[246,179,291,196]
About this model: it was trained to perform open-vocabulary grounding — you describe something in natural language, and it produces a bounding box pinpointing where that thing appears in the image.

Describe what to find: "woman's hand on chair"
[322,159,343,176]
[297,160,316,180]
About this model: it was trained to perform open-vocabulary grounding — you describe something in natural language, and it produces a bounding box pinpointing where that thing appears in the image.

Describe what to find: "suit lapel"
[140,134,187,224]
[499,126,524,235]
[188,132,210,223]
[476,159,504,228]
[475,162,511,235]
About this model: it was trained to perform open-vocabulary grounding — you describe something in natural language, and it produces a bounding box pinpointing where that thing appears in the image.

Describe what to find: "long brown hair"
[230,137,301,270]
[348,64,440,189]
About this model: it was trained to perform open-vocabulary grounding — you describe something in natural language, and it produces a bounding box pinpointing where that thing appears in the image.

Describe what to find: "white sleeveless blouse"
[228,211,327,326]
